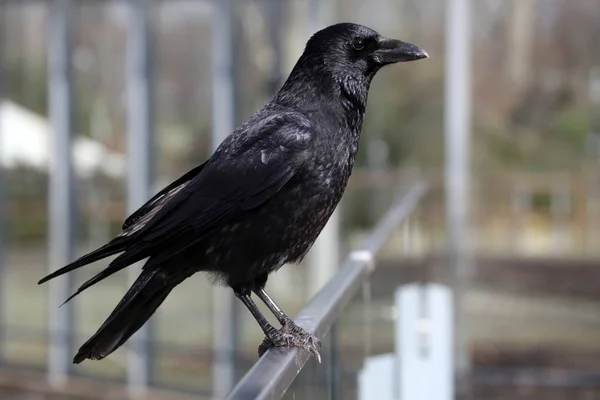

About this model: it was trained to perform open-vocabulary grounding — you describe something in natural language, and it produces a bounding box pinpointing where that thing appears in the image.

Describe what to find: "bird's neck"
[273,63,370,131]
[337,75,370,128]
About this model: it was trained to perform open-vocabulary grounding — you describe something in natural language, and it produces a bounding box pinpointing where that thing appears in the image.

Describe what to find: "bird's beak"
[373,38,429,64]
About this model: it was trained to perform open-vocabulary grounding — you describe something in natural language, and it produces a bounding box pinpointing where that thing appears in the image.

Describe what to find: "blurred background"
[1,0,600,399]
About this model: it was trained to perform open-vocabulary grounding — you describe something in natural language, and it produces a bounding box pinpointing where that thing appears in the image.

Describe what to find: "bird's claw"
[258,322,322,363]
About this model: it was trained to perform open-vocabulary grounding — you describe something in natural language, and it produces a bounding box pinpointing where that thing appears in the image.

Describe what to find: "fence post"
[445,0,472,396]
[126,0,154,395]
[396,284,453,400]
[47,0,75,387]
[0,0,5,364]
[211,0,238,396]
[306,0,340,298]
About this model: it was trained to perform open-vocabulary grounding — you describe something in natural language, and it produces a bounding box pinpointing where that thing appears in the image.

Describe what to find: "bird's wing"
[118,111,314,258]
[122,162,207,231]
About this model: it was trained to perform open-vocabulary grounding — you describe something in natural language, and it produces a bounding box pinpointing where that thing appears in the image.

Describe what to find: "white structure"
[359,284,453,400]
[0,100,125,178]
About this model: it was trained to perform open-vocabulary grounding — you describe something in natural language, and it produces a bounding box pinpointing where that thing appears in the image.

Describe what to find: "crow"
[39,22,428,364]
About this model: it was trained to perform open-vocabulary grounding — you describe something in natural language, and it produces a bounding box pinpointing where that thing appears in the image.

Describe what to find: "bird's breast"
[310,133,359,189]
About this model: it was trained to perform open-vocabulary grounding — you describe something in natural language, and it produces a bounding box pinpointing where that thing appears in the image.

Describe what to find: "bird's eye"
[352,38,365,51]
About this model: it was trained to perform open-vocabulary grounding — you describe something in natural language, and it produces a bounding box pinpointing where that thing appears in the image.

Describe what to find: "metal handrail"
[226,180,428,400]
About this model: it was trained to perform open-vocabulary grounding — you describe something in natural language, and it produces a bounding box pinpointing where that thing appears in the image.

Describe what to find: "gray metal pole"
[306,0,340,297]
[211,0,235,148]
[257,0,292,300]
[47,0,75,387]
[444,0,472,395]
[126,0,154,396]
[263,0,286,95]
[0,0,5,363]
[211,0,237,397]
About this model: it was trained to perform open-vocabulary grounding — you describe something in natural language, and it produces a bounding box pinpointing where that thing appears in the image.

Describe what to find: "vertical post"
[211,0,237,397]
[0,0,5,362]
[358,354,395,400]
[396,284,453,400]
[88,100,112,248]
[126,0,154,396]
[259,0,294,300]
[47,0,75,387]
[306,0,340,298]
[445,0,472,396]
[263,0,287,95]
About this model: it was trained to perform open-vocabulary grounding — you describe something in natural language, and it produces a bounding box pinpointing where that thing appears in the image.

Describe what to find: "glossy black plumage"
[39,22,428,363]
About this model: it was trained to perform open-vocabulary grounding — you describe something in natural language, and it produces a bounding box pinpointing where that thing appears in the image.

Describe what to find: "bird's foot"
[258,321,321,363]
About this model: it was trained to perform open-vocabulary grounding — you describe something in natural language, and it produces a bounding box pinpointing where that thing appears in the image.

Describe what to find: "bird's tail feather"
[73,267,179,364]
[38,237,129,285]
[59,242,158,306]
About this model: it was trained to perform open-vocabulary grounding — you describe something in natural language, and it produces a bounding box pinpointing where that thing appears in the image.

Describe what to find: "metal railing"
[226,180,428,400]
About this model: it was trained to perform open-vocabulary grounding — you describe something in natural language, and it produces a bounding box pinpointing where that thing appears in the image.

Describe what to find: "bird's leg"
[234,290,318,360]
[253,288,321,362]
[254,288,302,330]
[233,291,281,339]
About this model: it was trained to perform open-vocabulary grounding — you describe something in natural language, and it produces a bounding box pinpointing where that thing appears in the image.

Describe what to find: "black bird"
[39,22,428,363]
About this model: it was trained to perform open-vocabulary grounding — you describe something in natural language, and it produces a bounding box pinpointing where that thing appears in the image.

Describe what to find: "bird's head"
[302,22,429,80]
[275,23,428,113]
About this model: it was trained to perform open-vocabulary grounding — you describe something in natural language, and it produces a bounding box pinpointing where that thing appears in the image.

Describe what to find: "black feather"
[38,237,128,285]
[72,267,186,363]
